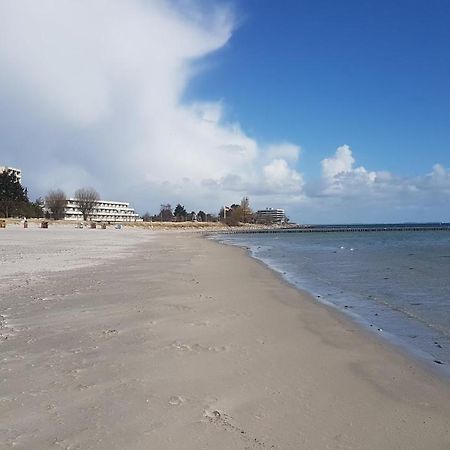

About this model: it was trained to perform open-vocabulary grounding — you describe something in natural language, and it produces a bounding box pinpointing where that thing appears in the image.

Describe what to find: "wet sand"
[1,228,450,449]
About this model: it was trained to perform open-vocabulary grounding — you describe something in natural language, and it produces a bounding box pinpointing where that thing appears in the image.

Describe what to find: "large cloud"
[0,0,302,213]
[319,145,450,200]
[295,145,450,223]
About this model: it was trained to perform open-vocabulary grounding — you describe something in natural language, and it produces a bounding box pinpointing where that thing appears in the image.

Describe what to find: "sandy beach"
[1,226,450,449]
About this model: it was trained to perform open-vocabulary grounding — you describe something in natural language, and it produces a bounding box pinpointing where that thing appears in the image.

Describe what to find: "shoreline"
[211,235,450,382]
[1,230,450,448]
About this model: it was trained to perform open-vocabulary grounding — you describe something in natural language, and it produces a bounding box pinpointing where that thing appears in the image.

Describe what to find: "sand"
[1,227,450,449]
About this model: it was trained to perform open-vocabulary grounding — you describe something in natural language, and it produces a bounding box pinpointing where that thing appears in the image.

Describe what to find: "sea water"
[215,230,450,369]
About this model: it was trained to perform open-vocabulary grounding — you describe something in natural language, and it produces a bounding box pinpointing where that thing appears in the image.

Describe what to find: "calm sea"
[214,229,450,370]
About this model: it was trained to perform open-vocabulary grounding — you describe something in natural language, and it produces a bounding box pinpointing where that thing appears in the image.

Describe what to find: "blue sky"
[1,0,449,223]
[186,0,450,180]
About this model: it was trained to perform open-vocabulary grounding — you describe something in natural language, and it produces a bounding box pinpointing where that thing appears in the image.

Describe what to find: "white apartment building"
[256,208,286,224]
[0,166,22,183]
[64,198,142,222]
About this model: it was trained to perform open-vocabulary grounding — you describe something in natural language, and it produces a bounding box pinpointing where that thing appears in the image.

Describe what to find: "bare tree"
[75,187,100,221]
[240,196,253,223]
[222,205,242,226]
[45,189,66,220]
[219,205,242,225]
[160,204,173,222]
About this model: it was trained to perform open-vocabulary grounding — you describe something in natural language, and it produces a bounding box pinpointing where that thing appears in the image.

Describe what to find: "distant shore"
[2,217,293,232]
[4,217,450,234]
[1,228,449,449]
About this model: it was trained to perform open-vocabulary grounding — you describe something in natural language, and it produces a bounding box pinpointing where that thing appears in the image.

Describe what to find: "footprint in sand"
[75,384,93,391]
[203,407,274,448]
[102,329,119,336]
[204,408,225,422]
[188,320,211,327]
[171,341,192,351]
[171,341,230,353]
[168,395,185,406]
[162,303,193,312]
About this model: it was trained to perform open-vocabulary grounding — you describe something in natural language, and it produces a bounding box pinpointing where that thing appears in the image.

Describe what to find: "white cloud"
[319,145,379,197]
[266,143,301,163]
[427,164,450,190]
[0,0,302,213]
[322,144,376,183]
[321,144,355,179]
[320,146,450,201]
[263,159,304,193]
[294,145,450,223]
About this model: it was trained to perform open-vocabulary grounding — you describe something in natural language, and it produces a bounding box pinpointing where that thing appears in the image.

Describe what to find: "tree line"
[142,204,216,223]
[1,171,284,225]
[142,196,277,226]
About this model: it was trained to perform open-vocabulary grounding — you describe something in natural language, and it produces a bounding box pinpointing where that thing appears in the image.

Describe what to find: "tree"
[0,169,28,217]
[75,187,100,221]
[174,204,187,221]
[197,210,206,222]
[24,198,44,219]
[228,207,243,225]
[240,196,253,223]
[160,204,173,222]
[142,212,152,222]
[219,204,242,226]
[45,189,67,220]
[187,211,196,221]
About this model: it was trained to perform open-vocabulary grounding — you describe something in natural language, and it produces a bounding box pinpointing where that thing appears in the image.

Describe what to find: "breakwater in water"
[214,223,450,234]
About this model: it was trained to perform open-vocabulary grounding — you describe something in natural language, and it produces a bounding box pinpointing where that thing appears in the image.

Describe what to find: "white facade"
[256,208,286,224]
[64,198,142,222]
[0,166,22,183]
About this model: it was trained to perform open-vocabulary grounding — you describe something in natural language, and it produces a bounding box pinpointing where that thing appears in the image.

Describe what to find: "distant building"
[0,166,22,183]
[256,208,286,224]
[64,198,142,222]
